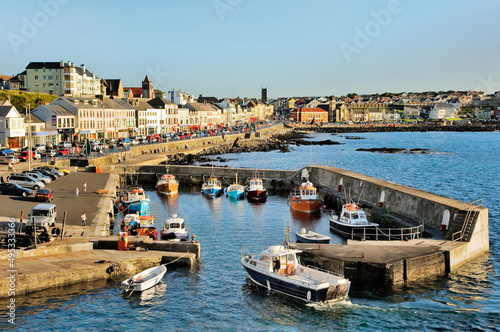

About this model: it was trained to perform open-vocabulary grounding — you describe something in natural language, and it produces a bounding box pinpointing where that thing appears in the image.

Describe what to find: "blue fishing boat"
[121,186,151,215]
[201,177,222,197]
[226,174,244,200]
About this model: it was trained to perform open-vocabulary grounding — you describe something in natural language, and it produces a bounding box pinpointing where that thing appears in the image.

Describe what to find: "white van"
[29,203,57,231]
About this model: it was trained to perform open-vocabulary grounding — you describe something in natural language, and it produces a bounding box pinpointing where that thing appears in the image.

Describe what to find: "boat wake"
[307,298,353,310]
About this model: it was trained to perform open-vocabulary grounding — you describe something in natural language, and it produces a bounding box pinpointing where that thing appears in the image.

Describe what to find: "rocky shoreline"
[162,123,495,165]
[288,123,500,133]
[163,131,334,165]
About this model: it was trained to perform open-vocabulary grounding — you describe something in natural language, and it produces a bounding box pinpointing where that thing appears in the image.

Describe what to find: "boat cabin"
[206,177,221,186]
[252,245,301,275]
[340,204,370,225]
[249,178,263,188]
[164,214,185,230]
[126,187,148,201]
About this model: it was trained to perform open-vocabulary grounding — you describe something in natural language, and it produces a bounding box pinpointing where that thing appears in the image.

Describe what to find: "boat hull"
[160,230,189,241]
[121,265,167,292]
[290,199,321,213]
[157,183,178,195]
[242,262,349,303]
[296,233,331,244]
[329,219,379,239]
[246,189,267,202]
[202,188,222,197]
[123,200,150,215]
[227,189,244,200]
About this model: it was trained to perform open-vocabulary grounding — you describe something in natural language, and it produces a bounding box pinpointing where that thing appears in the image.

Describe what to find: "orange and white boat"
[156,174,179,195]
[289,179,322,213]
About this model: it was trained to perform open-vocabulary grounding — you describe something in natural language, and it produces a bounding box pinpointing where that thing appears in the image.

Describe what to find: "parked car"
[35,166,64,177]
[42,150,57,157]
[32,168,58,180]
[19,150,40,162]
[0,182,33,197]
[6,173,45,190]
[34,144,46,152]
[46,165,70,175]
[0,148,15,156]
[35,188,54,202]
[22,171,52,184]
[58,147,71,155]
[2,156,20,164]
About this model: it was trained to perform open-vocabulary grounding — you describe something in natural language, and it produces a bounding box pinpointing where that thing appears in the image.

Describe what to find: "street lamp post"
[27,103,31,171]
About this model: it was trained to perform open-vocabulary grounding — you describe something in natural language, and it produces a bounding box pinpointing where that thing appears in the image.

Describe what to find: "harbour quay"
[0,168,200,298]
[103,163,488,286]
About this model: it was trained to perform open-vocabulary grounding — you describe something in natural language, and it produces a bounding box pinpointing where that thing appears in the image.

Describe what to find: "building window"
[48,76,53,80]
[35,75,38,80]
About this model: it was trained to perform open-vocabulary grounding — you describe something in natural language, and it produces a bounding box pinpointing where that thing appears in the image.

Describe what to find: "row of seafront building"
[0,62,273,149]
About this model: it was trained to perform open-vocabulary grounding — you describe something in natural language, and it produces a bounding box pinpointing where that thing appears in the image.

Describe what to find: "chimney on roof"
[68,61,72,67]
[81,64,86,73]
[60,61,64,67]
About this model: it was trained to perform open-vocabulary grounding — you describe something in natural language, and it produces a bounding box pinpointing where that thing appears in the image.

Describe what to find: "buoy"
[379,202,384,208]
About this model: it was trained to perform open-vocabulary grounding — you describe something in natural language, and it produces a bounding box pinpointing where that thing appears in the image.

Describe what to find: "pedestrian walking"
[76,187,79,197]
[123,155,126,162]
[83,182,87,192]
[117,156,121,163]
[81,212,87,226]
[20,211,24,224]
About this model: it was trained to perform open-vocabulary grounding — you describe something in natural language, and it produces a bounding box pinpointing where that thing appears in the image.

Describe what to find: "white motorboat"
[329,202,379,239]
[295,228,331,244]
[160,214,188,241]
[241,243,350,303]
[121,265,167,293]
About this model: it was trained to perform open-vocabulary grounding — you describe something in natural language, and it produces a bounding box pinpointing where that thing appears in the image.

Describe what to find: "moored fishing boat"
[241,238,350,303]
[201,176,222,197]
[121,265,167,293]
[121,213,157,239]
[226,174,245,200]
[295,228,331,244]
[156,174,179,195]
[121,186,150,215]
[245,178,267,202]
[160,214,189,240]
[289,179,322,213]
[329,202,379,239]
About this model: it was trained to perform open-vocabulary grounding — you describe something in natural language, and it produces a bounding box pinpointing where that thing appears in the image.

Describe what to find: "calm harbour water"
[2,131,499,331]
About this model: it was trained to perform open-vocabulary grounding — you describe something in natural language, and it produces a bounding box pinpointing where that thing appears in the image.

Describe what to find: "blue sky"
[1,0,499,98]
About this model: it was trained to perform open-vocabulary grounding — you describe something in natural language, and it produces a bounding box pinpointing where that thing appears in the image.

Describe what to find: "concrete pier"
[0,240,196,297]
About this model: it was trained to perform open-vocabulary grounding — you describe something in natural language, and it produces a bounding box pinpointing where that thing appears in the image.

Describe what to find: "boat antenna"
[356,182,365,206]
[284,224,291,249]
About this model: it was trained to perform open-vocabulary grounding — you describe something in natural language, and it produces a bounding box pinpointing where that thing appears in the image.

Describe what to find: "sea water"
[2,131,499,331]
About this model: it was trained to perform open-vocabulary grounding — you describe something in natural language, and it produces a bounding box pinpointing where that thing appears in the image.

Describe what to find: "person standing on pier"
[83,182,87,192]
[76,187,79,197]
[81,212,87,226]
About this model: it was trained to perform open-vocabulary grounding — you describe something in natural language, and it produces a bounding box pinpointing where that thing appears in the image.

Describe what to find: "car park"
[0,182,33,197]
[6,173,45,190]
[57,142,72,149]
[22,171,52,184]
[35,188,54,202]
[34,144,46,152]
[19,150,40,161]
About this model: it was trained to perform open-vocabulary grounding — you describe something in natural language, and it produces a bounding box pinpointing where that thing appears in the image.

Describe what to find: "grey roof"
[33,104,73,116]
[0,105,15,117]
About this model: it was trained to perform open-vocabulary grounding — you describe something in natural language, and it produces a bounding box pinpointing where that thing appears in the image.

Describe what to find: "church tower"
[142,75,153,98]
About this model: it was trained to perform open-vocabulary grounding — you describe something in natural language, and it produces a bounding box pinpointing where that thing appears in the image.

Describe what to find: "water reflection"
[125,282,168,306]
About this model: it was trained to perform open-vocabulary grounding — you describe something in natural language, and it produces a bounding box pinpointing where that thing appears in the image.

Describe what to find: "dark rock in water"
[409,149,430,154]
[291,139,341,146]
[357,147,431,154]
[357,147,406,153]
[345,136,365,139]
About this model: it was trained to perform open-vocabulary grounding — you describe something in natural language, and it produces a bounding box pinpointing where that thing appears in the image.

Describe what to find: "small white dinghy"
[121,265,167,294]
[296,228,331,244]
